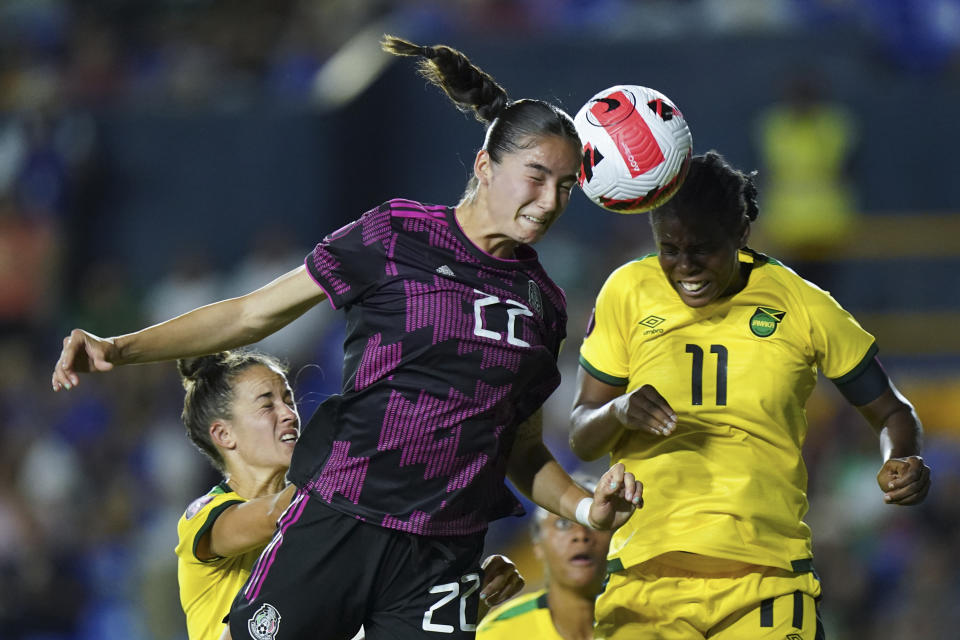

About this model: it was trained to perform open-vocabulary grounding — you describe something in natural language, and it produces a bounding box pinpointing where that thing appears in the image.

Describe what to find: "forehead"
[233,364,290,397]
[510,135,581,175]
[653,210,731,243]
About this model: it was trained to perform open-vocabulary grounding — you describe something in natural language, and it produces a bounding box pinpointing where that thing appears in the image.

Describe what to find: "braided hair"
[382,35,581,201]
[178,350,287,473]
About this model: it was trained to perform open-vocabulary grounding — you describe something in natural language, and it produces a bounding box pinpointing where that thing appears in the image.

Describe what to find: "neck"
[547,584,597,640]
[223,466,287,500]
[455,198,518,259]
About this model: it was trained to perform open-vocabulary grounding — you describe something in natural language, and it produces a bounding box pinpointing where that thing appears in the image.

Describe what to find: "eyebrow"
[526,162,578,182]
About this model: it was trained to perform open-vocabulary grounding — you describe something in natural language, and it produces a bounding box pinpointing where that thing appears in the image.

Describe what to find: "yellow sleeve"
[579,267,632,386]
[175,491,245,563]
[801,282,876,380]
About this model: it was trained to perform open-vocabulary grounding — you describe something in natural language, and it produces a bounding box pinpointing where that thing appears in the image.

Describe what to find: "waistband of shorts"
[606,555,815,575]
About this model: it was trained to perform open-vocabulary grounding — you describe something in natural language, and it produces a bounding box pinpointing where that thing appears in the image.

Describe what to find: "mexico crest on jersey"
[527,280,543,316]
[248,603,281,640]
[749,307,785,337]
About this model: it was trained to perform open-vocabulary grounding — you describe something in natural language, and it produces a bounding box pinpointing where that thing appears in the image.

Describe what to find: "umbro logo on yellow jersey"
[639,315,664,328]
[639,315,665,336]
[750,307,786,337]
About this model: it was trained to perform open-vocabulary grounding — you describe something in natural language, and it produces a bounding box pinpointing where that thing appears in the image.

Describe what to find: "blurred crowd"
[2,1,960,639]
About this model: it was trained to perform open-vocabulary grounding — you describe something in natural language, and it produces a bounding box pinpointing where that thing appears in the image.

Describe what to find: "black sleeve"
[830,346,889,407]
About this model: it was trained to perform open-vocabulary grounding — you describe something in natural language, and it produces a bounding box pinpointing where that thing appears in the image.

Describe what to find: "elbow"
[568,428,602,462]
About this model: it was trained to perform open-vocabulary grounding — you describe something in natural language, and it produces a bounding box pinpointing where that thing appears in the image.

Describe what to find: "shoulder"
[382,198,451,226]
[479,590,548,628]
[607,254,661,285]
[179,485,245,528]
[595,254,662,303]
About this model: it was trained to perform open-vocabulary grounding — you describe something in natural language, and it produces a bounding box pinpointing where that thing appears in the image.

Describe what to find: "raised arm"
[507,408,641,531]
[854,379,930,505]
[570,367,678,461]
[53,265,326,390]
[197,484,297,560]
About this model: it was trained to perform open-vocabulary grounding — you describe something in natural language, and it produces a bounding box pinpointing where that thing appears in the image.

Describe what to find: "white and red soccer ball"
[574,85,693,214]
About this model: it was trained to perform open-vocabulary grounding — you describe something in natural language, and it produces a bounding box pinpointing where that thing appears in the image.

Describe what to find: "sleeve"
[304,204,393,310]
[802,282,877,381]
[175,493,245,563]
[578,268,631,386]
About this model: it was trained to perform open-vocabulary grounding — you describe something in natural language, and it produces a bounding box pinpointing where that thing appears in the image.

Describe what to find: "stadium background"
[1,1,959,638]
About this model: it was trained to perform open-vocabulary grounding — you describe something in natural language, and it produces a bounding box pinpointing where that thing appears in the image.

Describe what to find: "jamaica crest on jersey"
[248,603,281,640]
[527,280,543,316]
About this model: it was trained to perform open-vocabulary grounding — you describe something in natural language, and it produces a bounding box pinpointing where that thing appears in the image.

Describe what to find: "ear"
[210,420,236,451]
[739,221,751,249]
[474,149,492,186]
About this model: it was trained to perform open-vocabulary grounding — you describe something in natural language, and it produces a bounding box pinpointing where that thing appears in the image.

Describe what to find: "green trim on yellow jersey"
[579,354,628,386]
[191,482,243,561]
[477,590,561,640]
[831,342,879,384]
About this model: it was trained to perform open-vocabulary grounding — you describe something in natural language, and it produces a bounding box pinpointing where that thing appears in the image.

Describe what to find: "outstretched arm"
[855,380,930,505]
[507,408,641,531]
[52,265,326,390]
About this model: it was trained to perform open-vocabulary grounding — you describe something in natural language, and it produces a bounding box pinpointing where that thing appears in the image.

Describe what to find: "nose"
[537,184,560,214]
[570,523,594,542]
[677,250,701,273]
[279,402,298,424]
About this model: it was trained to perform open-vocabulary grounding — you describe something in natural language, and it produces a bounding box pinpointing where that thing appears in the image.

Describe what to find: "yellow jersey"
[175,483,264,640]
[476,590,564,640]
[579,251,876,572]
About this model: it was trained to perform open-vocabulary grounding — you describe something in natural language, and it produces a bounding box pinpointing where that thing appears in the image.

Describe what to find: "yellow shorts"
[595,553,824,640]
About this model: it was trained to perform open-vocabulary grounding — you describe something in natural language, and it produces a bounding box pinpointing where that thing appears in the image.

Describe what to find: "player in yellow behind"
[476,473,611,640]
[570,151,931,639]
[174,350,525,640]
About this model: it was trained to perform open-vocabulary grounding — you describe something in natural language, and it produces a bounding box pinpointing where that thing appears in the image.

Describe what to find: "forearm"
[507,443,590,520]
[113,297,261,364]
[113,266,322,365]
[570,402,624,461]
[878,406,923,460]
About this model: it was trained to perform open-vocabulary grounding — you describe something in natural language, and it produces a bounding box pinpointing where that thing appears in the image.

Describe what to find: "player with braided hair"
[571,150,930,639]
[53,36,641,640]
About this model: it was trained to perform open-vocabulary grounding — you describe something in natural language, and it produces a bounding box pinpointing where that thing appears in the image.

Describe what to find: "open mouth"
[568,552,596,566]
[679,280,707,293]
[279,430,299,444]
[521,214,547,226]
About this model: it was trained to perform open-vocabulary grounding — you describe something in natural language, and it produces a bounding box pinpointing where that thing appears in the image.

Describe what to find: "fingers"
[590,463,642,531]
[479,555,524,605]
[625,385,677,436]
[880,457,931,505]
[52,333,80,391]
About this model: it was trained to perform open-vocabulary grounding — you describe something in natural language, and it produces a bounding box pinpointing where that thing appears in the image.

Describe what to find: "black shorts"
[228,489,486,640]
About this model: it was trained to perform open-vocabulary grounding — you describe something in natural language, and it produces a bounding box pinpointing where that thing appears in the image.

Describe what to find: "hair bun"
[177,353,228,383]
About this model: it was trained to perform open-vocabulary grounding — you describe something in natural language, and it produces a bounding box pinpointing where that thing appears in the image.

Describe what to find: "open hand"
[51,329,118,391]
[588,462,642,530]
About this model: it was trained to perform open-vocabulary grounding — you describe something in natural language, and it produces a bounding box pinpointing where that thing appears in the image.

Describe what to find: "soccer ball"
[574,85,693,214]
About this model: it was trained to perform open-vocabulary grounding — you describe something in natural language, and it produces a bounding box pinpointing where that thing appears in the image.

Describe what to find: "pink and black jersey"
[288,198,566,537]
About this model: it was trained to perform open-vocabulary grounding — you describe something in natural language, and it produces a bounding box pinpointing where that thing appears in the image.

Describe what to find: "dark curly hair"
[651,150,760,237]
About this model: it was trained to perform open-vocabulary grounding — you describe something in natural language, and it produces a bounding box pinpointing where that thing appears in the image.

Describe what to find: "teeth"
[522,215,545,224]
[680,281,705,292]
[280,435,298,442]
